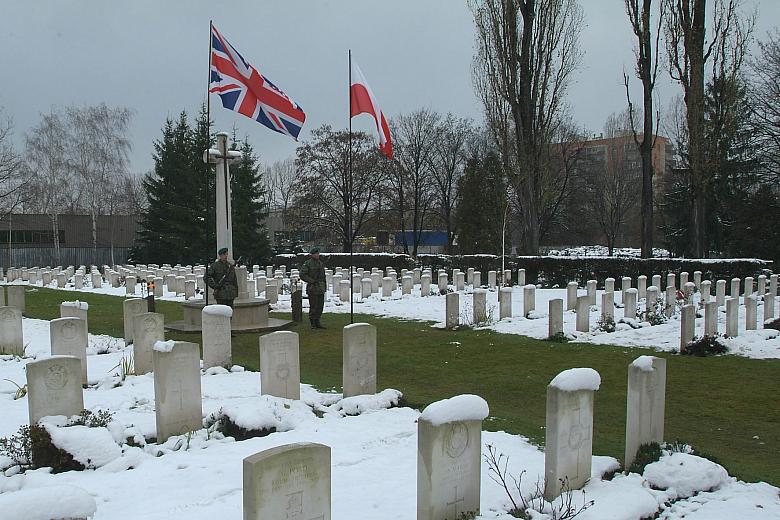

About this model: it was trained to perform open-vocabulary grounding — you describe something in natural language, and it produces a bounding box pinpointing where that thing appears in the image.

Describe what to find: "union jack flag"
[209,24,306,140]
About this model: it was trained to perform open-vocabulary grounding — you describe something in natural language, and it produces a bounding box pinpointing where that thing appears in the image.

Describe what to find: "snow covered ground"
[16,274,780,359]
[1,319,778,519]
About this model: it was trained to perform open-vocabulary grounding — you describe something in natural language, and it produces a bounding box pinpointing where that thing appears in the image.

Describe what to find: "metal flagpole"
[205,20,213,306]
[348,49,354,324]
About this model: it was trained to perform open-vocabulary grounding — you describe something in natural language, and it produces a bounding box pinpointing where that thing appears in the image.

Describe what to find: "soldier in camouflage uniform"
[207,248,238,307]
[300,247,326,329]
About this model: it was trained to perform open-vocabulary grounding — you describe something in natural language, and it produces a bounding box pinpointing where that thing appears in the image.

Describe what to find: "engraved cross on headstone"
[446,485,465,518]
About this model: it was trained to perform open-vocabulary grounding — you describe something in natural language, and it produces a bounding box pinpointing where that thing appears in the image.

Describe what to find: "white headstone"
[499,287,512,319]
[544,368,600,500]
[487,270,497,290]
[342,323,377,398]
[730,278,741,299]
[260,331,301,400]
[680,304,695,352]
[123,298,147,346]
[667,273,676,291]
[445,292,459,329]
[266,282,279,304]
[679,272,689,288]
[6,285,25,314]
[549,298,563,338]
[587,280,597,306]
[517,268,526,286]
[637,275,647,299]
[472,271,481,288]
[473,289,487,324]
[665,286,676,317]
[700,280,711,305]
[523,284,535,317]
[652,274,661,291]
[601,291,614,320]
[764,293,775,323]
[133,312,165,375]
[0,306,24,356]
[243,443,331,520]
[49,317,88,385]
[153,341,203,441]
[26,355,84,425]
[575,295,590,332]
[693,271,702,289]
[202,305,233,369]
[420,274,431,297]
[604,277,615,293]
[770,274,778,298]
[704,301,718,336]
[417,395,488,520]
[361,278,372,299]
[438,273,448,293]
[402,275,413,295]
[624,356,666,470]
[339,279,351,303]
[726,297,739,337]
[745,295,758,330]
[126,276,137,295]
[566,282,578,311]
[455,272,465,292]
[744,276,754,297]
[624,288,638,320]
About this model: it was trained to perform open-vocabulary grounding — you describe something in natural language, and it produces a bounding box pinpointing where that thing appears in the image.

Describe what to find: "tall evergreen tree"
[455,151,506,255]
[230,133,271,264]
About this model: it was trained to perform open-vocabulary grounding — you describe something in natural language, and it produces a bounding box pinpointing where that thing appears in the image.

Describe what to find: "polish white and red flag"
[350,59,393,160]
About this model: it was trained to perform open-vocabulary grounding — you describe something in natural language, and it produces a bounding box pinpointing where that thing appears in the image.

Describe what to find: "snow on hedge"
[549,368,601,392]
[219,396,314,433]
[419,394,489,426]
[43,424,121,469]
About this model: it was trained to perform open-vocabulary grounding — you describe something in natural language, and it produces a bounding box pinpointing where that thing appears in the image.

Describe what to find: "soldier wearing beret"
[300,247,326,329]
[207,247,238,307]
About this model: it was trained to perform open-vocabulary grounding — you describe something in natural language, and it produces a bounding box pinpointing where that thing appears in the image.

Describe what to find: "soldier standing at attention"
[207,247,238,307]
[300,247,326,329]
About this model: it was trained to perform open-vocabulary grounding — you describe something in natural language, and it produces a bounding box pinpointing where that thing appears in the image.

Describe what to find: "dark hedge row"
[272,253,773,288]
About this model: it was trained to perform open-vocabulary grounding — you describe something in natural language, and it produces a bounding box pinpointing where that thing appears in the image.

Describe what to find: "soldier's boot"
[310,319,317,330]
[314,319,326,329]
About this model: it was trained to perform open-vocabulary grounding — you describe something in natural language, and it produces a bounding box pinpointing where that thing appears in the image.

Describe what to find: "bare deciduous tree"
[471,0,584,254]
[389,108,440,256]
[750,30,780,177]
[265,157,301,225]
[624,0,666,258]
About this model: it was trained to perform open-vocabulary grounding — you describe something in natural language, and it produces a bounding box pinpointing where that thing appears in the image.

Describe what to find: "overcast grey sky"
[1,0,777,174]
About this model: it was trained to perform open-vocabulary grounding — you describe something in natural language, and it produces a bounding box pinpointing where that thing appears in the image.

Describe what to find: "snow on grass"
[0,319,778,519]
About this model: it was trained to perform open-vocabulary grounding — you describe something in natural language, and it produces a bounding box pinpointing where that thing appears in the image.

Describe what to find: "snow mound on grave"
[0,484,97,520]
[203,304,233,317]
[61,300,88,310]
[334,389,402,416]
[219,395,315,434]
[643,452,730,498]
[419,394,489,426]
[549,367,601,392]
[43,424,121,469]
[632,355,656,372]
[153,340,176,352]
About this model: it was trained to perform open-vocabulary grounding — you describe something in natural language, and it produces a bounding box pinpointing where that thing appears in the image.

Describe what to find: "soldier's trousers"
[308,293,324,321]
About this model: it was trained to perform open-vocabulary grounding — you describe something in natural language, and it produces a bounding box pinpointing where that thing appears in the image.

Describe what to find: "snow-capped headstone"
[91,272,102,289]
[413,268,422,284]
[726,297,739,337]
[126,275,137,295]
[757,275,767,298]
[730,278,741,299]
[6,285,25,314]
[27,355,84,425]
[667,273,676,291]
[625,356,666,471]
[487,270,497,290]
[503,269,512,286]
[466,267,474,285]
[0,306,23,356]
[587,280,597,305]
[621,277,632,301]
[153,340,203,441]
[700,280,711,305]
[260,331,300,400]
[544,368,600,500]
[370,272,381,294]
[693,270,702,289]
[56,272,66,288]
[50,317,88,386]
[679,272,689,288]
[523,284,536,317]
[455,271,465,292]
[665,286,676,317]
[202,305,233,370]
[566,282,578,311]
[744,276,754,297]
[256,276,267,296]
[716,279,726,307]
[42,270,52,286]
[402,275,413,295]
[445,292,459,329]
[438,273,448,293]
[339,279,350,303]
[745,295,758,330]
[604,277,615,293]
[243,442,331,520]
[764,293,775,323]
[60,301,89,335]
[472,271,481,288]
[517,268,526,286]
[266,282,279,304]
[651,274,661,291]
[153,277,164,297]
[361,278,372,299]
[601,291,614,320]
[680,304,695,351]
[382,276,393,298]
[637,275,647,299]
[683,282,696,305]
[420,274,431,297]
[499,287,512,319]
[122,298,147,346]
[342,323,377,398]
[575,295,590,332]
[770,274,778,298]
[417,395,488,520]
[133,312,165,374]
[352,273,361,294]
[185,280,196,299]
[645,287,658,319]
[549,298,563,338]
[624,288,638,320]
[473,289,487,324]
[704,301,718,336]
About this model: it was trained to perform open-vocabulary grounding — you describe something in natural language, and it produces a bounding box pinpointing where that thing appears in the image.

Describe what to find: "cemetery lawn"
[25,287,780,486]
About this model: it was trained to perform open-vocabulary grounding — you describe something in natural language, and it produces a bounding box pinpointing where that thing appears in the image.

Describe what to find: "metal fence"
[0,247,133,269]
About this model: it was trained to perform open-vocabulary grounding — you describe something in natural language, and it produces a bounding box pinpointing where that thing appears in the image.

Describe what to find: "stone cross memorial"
[260,331,301,400]
[243,442,331,520]
[417,395,489,520]
[342,323,377,398]
[153,340,203,441]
